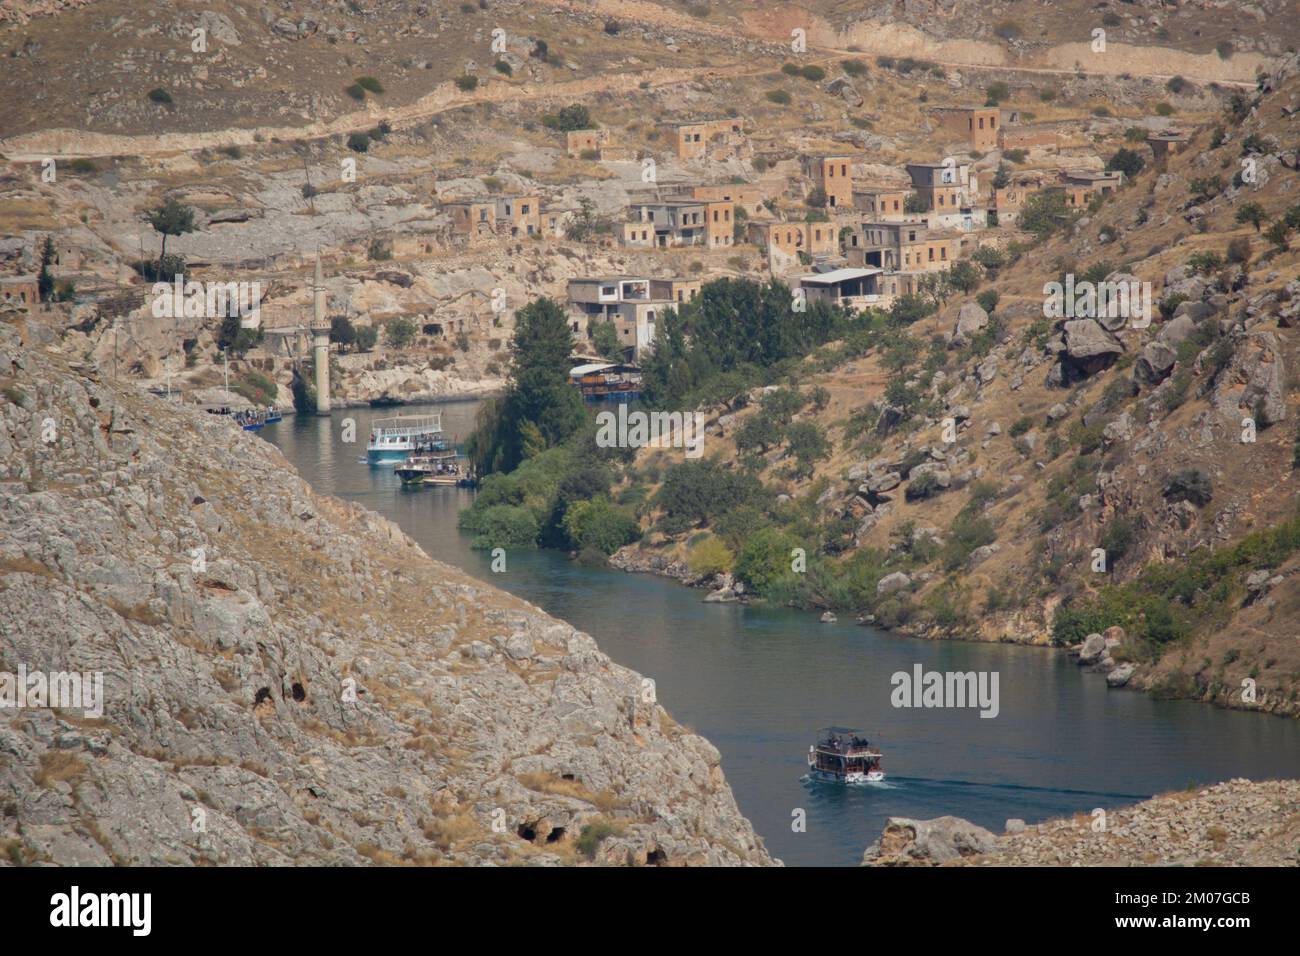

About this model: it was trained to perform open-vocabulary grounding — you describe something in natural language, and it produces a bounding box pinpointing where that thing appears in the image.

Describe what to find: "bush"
[800,65,826,82]
[1226,236,1251,264]
[455,75,479,91]
[765,89,792,105]
[1163,468,1212,507]
[734,527,800,596]
[494,60,512,75]
[147,88,173,104]
[347,133,371,153]
[345,84,366,101]
[687,535,734,577]
[1009,416,1033,437]
[562,498,640,554]
[842,59,867,77]
[975,289,999,314]
[463,504,538,548]
[355,76,385,94]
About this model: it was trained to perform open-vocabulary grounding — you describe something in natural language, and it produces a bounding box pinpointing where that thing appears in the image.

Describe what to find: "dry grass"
[33,751,87,789]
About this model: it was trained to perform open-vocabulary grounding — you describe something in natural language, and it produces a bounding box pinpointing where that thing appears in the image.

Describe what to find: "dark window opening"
[517,824,537,842]
[546,827,566,844]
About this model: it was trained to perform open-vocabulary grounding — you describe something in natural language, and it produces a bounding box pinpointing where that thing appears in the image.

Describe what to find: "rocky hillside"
[0,320,772,866]
[618,50,1300,718]
[863,778,1300,866]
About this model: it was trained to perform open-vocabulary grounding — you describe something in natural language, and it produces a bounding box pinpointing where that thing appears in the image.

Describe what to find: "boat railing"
[372,413,442,437]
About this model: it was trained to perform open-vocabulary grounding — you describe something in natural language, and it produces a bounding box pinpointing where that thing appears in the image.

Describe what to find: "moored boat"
[393,437,472,486]
[807,727,884,784]
[367,413,442,463]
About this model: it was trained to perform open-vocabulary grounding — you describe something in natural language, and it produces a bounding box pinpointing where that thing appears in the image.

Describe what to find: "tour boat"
[393,437,471,486]
[807,727,885,784]
[367,413,442,463]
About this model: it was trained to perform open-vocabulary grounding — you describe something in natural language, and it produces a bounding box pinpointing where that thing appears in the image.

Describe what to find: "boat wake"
[800,773,899,790]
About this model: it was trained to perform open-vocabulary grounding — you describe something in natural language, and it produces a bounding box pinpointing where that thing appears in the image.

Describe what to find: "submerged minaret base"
[309,251,331,415]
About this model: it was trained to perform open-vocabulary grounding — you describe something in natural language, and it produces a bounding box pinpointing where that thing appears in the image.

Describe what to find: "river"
[262,401,1300,866]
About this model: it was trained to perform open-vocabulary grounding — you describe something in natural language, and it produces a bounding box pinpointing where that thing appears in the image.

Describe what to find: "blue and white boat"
[367,413,442,463]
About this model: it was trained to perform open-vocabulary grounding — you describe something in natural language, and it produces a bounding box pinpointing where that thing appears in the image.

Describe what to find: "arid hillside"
[621,50,1300,717]
[0,322,772,866]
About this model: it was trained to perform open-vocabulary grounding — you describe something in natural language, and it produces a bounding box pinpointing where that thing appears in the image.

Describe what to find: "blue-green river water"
[262,401,1300,866]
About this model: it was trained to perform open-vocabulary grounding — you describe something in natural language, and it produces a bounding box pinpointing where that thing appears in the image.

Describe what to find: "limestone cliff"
[0,321,772,866]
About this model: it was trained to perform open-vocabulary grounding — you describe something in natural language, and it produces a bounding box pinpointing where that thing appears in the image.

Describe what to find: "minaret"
[310,251,331,415]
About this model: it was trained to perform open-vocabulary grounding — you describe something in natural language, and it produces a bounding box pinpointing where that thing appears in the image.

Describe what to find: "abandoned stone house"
[442,199,497,244]
[846,221,958,274]
[905,162,981,229]
[853,188,911,221]
[1048,170,1124,208]
[928,106,1001,151]
[495,195,541,237]
[669,118,746,161]
[801,155,854,210]
[565,276,697,359]
[0,275,40,309]
[622,199,735,248]
[656,182,767,217]
[746,220,839,259]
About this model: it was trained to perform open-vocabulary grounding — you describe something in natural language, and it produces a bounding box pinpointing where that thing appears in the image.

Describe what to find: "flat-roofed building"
[566,276,676,359]
[802,154,854,210]
[625,199,734,248]
[747,220,839,259]
[928,106,1001,151]
[495,195,541,237]
[669,118,746,160]
[853,188,910,221]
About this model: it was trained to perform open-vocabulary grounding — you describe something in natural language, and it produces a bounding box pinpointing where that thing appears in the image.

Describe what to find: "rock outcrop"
[871,779,1300,867]
[0,329,772,866]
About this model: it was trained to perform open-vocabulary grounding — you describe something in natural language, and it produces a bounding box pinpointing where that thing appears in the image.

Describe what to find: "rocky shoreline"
[863,779,1300,867]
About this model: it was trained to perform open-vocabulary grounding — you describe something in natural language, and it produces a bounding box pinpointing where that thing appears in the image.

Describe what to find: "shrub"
[842,59,867,77]
[147,88,173,104]
[464,504,539,548]
[562,498,640,554]
[975,289,999,314]
[455,74,479,91]
[345,84,366,101]
[494,60,512,75]
[1009,416,1033,437]
[765,89,792,105]
[1225,236,1251,265]
[347,133,371,153]
[734,527,800,595]
[687,535,734,577]
[1163,468,1212,507]
[800,65,826,82]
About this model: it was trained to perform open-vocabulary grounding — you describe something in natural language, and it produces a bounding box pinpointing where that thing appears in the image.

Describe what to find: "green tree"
[1265,219,1292,252]
[1106,147,1145,177]
[355,325,379,351]
[1235,202,1266,232]
[386,316,417,348]
[947,260,981,294]
[1019,191,1072,239]
[734,526,800,595]
[144,197,197,284]
[330,315,357,352]
[468,297,587,475]
[589,319,623,361]
[37,236,56,303]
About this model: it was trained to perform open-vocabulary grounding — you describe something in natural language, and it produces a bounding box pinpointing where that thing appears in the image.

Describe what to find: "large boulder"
[1076,632,1107,665]
[863,816,997,866]
[949,302,989,348]
[876,571,912,597]
[1134,340,1177,386]
[1062,318,1124,361]
[1211,331,1287,425]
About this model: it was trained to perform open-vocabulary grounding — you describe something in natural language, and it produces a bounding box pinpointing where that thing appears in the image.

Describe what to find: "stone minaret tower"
[310,251,331,415]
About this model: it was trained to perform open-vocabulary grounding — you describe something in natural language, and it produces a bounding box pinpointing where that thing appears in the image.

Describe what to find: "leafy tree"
[589,319,623,361]
[330,315,357,351]
[1264,220,1291,252]
[386,316,417,349]
[144,197,196,285]
[37,236,56,303]
[1106,147,1145,177]
[784,421,830,477]
[355,325,379,351]
[1236,202,1267,232]
[734,411,783,455]
[468,297,586,475]
[542,104,595,131]
[1018,191,1072,239]
[561,498,640,554]
[734,526,800,595]
[947,260,981,294]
